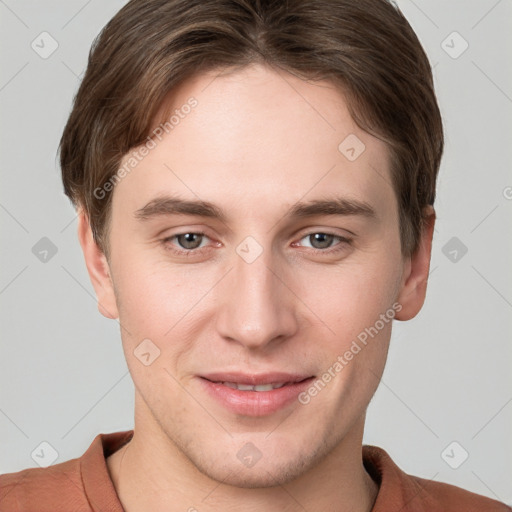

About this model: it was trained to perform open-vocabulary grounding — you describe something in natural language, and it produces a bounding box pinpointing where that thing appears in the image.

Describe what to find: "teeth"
[221,382,287,391]
[237,383,255,391]
[254,384,274,391]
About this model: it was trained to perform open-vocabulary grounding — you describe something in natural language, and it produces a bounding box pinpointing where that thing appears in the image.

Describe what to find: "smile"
[215,381,288,391]
[199,373,315,416]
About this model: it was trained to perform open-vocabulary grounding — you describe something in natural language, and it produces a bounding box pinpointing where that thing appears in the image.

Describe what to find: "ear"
[395,206,436,321]
[77,209,119,320]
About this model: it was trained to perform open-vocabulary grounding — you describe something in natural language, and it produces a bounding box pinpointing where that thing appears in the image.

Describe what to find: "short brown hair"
[59,0,443,259]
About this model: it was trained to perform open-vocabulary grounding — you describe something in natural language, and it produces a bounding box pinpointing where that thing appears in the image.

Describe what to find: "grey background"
[1,0,511,505]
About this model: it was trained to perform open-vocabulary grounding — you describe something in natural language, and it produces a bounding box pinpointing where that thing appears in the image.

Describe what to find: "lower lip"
[199,377,315,417]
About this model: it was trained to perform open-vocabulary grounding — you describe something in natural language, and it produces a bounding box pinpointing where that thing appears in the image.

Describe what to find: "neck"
[107,407,378,512]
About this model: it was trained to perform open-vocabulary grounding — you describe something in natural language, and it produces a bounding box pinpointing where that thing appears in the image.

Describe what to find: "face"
[80,63,432,488]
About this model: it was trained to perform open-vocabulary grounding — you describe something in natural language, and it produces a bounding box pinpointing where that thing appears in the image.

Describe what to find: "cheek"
[113,258,204,335]
[112,263,200,399]
[304,255,402,337]
[299,254,401,402]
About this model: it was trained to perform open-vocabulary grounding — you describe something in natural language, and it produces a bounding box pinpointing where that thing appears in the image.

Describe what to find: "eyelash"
[161,231,352,257]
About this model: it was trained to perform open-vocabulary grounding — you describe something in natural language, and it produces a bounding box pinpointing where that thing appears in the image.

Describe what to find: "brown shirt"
[1,430,510,511]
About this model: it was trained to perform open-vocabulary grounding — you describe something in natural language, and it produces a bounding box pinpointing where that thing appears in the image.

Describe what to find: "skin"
[78,63,435,511]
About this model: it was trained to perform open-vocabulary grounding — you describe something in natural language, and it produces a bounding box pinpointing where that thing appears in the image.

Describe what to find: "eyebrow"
[134,195,377,223]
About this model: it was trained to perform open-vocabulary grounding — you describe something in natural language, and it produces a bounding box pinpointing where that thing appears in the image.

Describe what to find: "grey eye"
[301,233,337,250]
[175,233,206,250]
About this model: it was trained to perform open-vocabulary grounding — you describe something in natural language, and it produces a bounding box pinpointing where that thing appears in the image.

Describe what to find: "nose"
[215,241,299,351]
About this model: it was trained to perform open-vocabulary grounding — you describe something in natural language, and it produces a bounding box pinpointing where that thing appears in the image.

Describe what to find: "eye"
[295,232,352,253]
[161,230,352,257]
[163,232,211,254]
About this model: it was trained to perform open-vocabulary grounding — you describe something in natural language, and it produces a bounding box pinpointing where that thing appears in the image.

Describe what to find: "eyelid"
[295,224,354,239]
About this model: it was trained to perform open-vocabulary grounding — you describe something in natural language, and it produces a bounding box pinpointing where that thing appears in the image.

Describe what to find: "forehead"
[113,63,396,223]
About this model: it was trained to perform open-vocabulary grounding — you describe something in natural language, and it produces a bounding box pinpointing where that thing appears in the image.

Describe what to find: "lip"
[198,372,315,417]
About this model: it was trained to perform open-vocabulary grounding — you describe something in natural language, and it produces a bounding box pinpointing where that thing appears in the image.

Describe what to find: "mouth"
[198,373,315,416]
[216,381,291,391]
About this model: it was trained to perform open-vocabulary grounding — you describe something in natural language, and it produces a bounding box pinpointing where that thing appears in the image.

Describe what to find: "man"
[1,0,509,510]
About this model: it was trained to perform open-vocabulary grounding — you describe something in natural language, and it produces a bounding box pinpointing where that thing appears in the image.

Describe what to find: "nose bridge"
[215,236,298,349]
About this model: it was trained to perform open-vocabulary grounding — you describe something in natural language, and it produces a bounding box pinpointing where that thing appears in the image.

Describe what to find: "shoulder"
[363,445,511,512]
[0,458,88,512]
[410,472,511,511]
[0,430,132,512]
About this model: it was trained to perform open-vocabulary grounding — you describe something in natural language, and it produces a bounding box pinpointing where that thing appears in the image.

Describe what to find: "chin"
[185,440,327,489]
[215,469,289,489]
[197,460,307,489]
